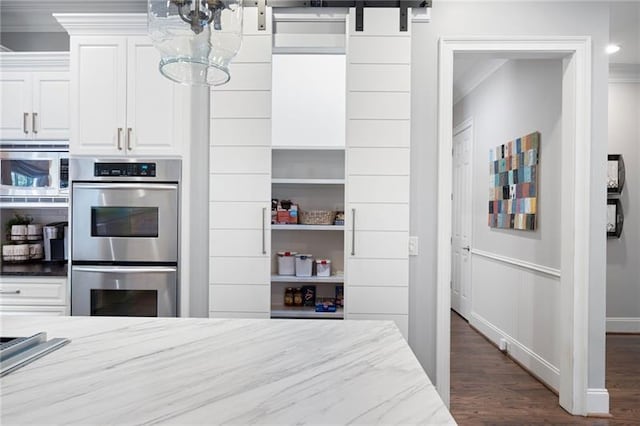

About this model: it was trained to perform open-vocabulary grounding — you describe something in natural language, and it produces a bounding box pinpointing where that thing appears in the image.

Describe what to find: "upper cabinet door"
[32,72,70,140]
[0,72,32,140]
[71,37,127,156]
[126,37,181,156]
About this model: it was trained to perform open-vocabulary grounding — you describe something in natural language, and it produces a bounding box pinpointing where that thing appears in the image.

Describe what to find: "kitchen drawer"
[0,277,67,306]
[0,305,68,316]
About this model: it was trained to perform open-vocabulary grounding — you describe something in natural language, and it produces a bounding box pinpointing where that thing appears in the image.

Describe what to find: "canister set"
[3,224,44,262]
[277,252,332,277]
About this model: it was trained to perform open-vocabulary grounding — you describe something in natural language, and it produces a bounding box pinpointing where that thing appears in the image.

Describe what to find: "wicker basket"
[299,210,336,225]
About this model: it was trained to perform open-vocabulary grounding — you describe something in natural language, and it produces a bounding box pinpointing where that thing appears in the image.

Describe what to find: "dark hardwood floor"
[450,311,640,425]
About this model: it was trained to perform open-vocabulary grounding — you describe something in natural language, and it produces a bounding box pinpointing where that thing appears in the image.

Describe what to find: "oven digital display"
[91,207,159,238]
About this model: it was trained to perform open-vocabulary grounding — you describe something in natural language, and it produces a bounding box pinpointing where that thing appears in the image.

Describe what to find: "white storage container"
[315,259,331,277]
[277,251,297,275]
[295,254,314,277]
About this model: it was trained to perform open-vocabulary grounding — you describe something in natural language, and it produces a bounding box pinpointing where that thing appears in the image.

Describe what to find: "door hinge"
[451,193,453,200]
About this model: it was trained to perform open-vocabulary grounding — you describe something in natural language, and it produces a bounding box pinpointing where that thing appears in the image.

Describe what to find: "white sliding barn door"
[345,8,411,338]
[209,8,273,319]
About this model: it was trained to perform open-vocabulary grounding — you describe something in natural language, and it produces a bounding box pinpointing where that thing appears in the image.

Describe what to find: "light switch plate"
[409,236,419,256]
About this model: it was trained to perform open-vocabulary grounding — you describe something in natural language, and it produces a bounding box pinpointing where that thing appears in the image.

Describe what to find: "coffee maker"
[43,221,68,262]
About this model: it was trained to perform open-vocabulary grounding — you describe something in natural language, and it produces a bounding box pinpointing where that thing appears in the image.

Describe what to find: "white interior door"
[451,120,473,319]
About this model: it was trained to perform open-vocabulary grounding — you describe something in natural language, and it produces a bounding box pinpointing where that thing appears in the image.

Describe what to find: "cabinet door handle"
[127,128,132,151]
[262,207,267,255]
[32,112,38,134]
[23,113,29,134]
[0,289,21,295]
[351,208,356,256]
[117,128,123,150]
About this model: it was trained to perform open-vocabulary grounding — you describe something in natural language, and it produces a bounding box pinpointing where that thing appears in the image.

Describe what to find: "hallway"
[450,311,640,425]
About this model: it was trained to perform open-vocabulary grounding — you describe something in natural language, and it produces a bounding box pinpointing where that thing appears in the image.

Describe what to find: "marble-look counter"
[0,261,68,276]
[0,316,455,425]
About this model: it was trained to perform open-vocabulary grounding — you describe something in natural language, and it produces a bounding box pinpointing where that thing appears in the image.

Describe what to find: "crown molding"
[0,51,70,70]
[54,13,148,36]
[609,63,640,84]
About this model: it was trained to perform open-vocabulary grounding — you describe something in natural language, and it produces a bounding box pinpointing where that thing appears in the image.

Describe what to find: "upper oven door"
[72,182,178,262]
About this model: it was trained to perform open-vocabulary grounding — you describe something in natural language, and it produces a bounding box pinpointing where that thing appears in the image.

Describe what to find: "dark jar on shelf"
[293,288,303,306]
[284,287,294,306]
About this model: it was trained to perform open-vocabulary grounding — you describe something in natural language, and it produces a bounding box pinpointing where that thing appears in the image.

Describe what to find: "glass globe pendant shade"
[148,0,243,86]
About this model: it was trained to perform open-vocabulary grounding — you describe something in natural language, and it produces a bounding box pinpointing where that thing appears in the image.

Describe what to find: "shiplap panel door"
[209,8,273,319]
[345,8,411,338]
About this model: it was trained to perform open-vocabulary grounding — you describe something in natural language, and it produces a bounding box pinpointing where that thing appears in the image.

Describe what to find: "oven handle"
[73,183,178,191]
[72,266,177,274]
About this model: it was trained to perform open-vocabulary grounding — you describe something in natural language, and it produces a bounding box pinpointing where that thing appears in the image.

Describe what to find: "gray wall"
[409,1,609,391]
[0,32,69,51]
[607,82,640,322]
[453,59,563,269]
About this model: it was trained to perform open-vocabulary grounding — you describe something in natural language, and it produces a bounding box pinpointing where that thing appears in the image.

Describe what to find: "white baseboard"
[470,312,560,391]
[586,388,610,415]
[606,317,640,333]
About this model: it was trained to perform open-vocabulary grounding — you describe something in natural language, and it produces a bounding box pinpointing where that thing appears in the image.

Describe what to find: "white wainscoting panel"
[470,252,562,391]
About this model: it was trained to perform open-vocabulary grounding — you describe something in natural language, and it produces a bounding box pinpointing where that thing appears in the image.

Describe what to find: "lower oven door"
[72,182,178,263]
[71,265,177,317]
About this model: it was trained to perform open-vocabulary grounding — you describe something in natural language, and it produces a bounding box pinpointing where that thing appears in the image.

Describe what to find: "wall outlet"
[499,338,508,352]
[409,236,419,256]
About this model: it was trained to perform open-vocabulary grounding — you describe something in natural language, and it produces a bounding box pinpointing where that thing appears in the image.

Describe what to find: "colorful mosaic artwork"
[488,131,540,230]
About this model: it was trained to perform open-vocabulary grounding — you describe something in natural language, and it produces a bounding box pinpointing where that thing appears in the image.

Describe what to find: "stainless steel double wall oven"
[70,158,181,317]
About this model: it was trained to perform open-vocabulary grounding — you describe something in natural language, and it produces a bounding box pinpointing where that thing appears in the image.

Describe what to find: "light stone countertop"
[0,316,456,425]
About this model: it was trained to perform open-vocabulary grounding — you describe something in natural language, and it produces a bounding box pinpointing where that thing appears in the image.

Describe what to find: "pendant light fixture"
[148,0,243,86]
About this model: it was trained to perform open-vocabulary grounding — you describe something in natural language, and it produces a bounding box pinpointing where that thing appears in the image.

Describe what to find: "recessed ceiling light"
[606,44,621,55]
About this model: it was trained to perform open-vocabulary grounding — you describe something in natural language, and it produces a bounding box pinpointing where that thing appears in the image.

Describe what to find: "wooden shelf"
[271,275,344,283]
[271,178,345,185]
[272,224,344,231]
[271,306,344,319]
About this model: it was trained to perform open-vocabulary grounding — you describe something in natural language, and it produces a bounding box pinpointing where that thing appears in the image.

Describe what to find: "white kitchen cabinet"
[63,18,184,156]
[0,53,70,141]
[0,276,69,316]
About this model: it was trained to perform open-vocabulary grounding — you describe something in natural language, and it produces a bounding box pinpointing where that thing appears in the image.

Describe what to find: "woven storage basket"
[299,210,336,225]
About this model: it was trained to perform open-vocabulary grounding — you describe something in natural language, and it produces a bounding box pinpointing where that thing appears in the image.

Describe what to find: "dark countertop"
[0,261,68,277]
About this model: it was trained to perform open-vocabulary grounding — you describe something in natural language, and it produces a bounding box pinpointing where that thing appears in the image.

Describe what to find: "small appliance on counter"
[43,221,68,262]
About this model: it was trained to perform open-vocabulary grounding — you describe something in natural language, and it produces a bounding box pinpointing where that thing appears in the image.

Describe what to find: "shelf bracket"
[257,0,267,31]
[400,0,409,32]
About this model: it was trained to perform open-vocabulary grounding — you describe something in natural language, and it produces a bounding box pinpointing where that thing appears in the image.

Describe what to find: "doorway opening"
[436,37,607,416]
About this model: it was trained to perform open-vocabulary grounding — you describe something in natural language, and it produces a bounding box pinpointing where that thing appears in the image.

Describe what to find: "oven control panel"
[94,163,156,177]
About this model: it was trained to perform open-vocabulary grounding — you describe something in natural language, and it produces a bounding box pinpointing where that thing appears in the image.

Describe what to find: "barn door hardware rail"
[248,0,431,32]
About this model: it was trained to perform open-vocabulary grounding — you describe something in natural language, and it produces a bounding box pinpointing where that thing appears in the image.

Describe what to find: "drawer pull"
[0,290,21,295]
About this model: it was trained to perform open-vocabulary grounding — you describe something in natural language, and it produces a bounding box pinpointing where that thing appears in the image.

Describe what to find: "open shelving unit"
[270,147,345,320]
